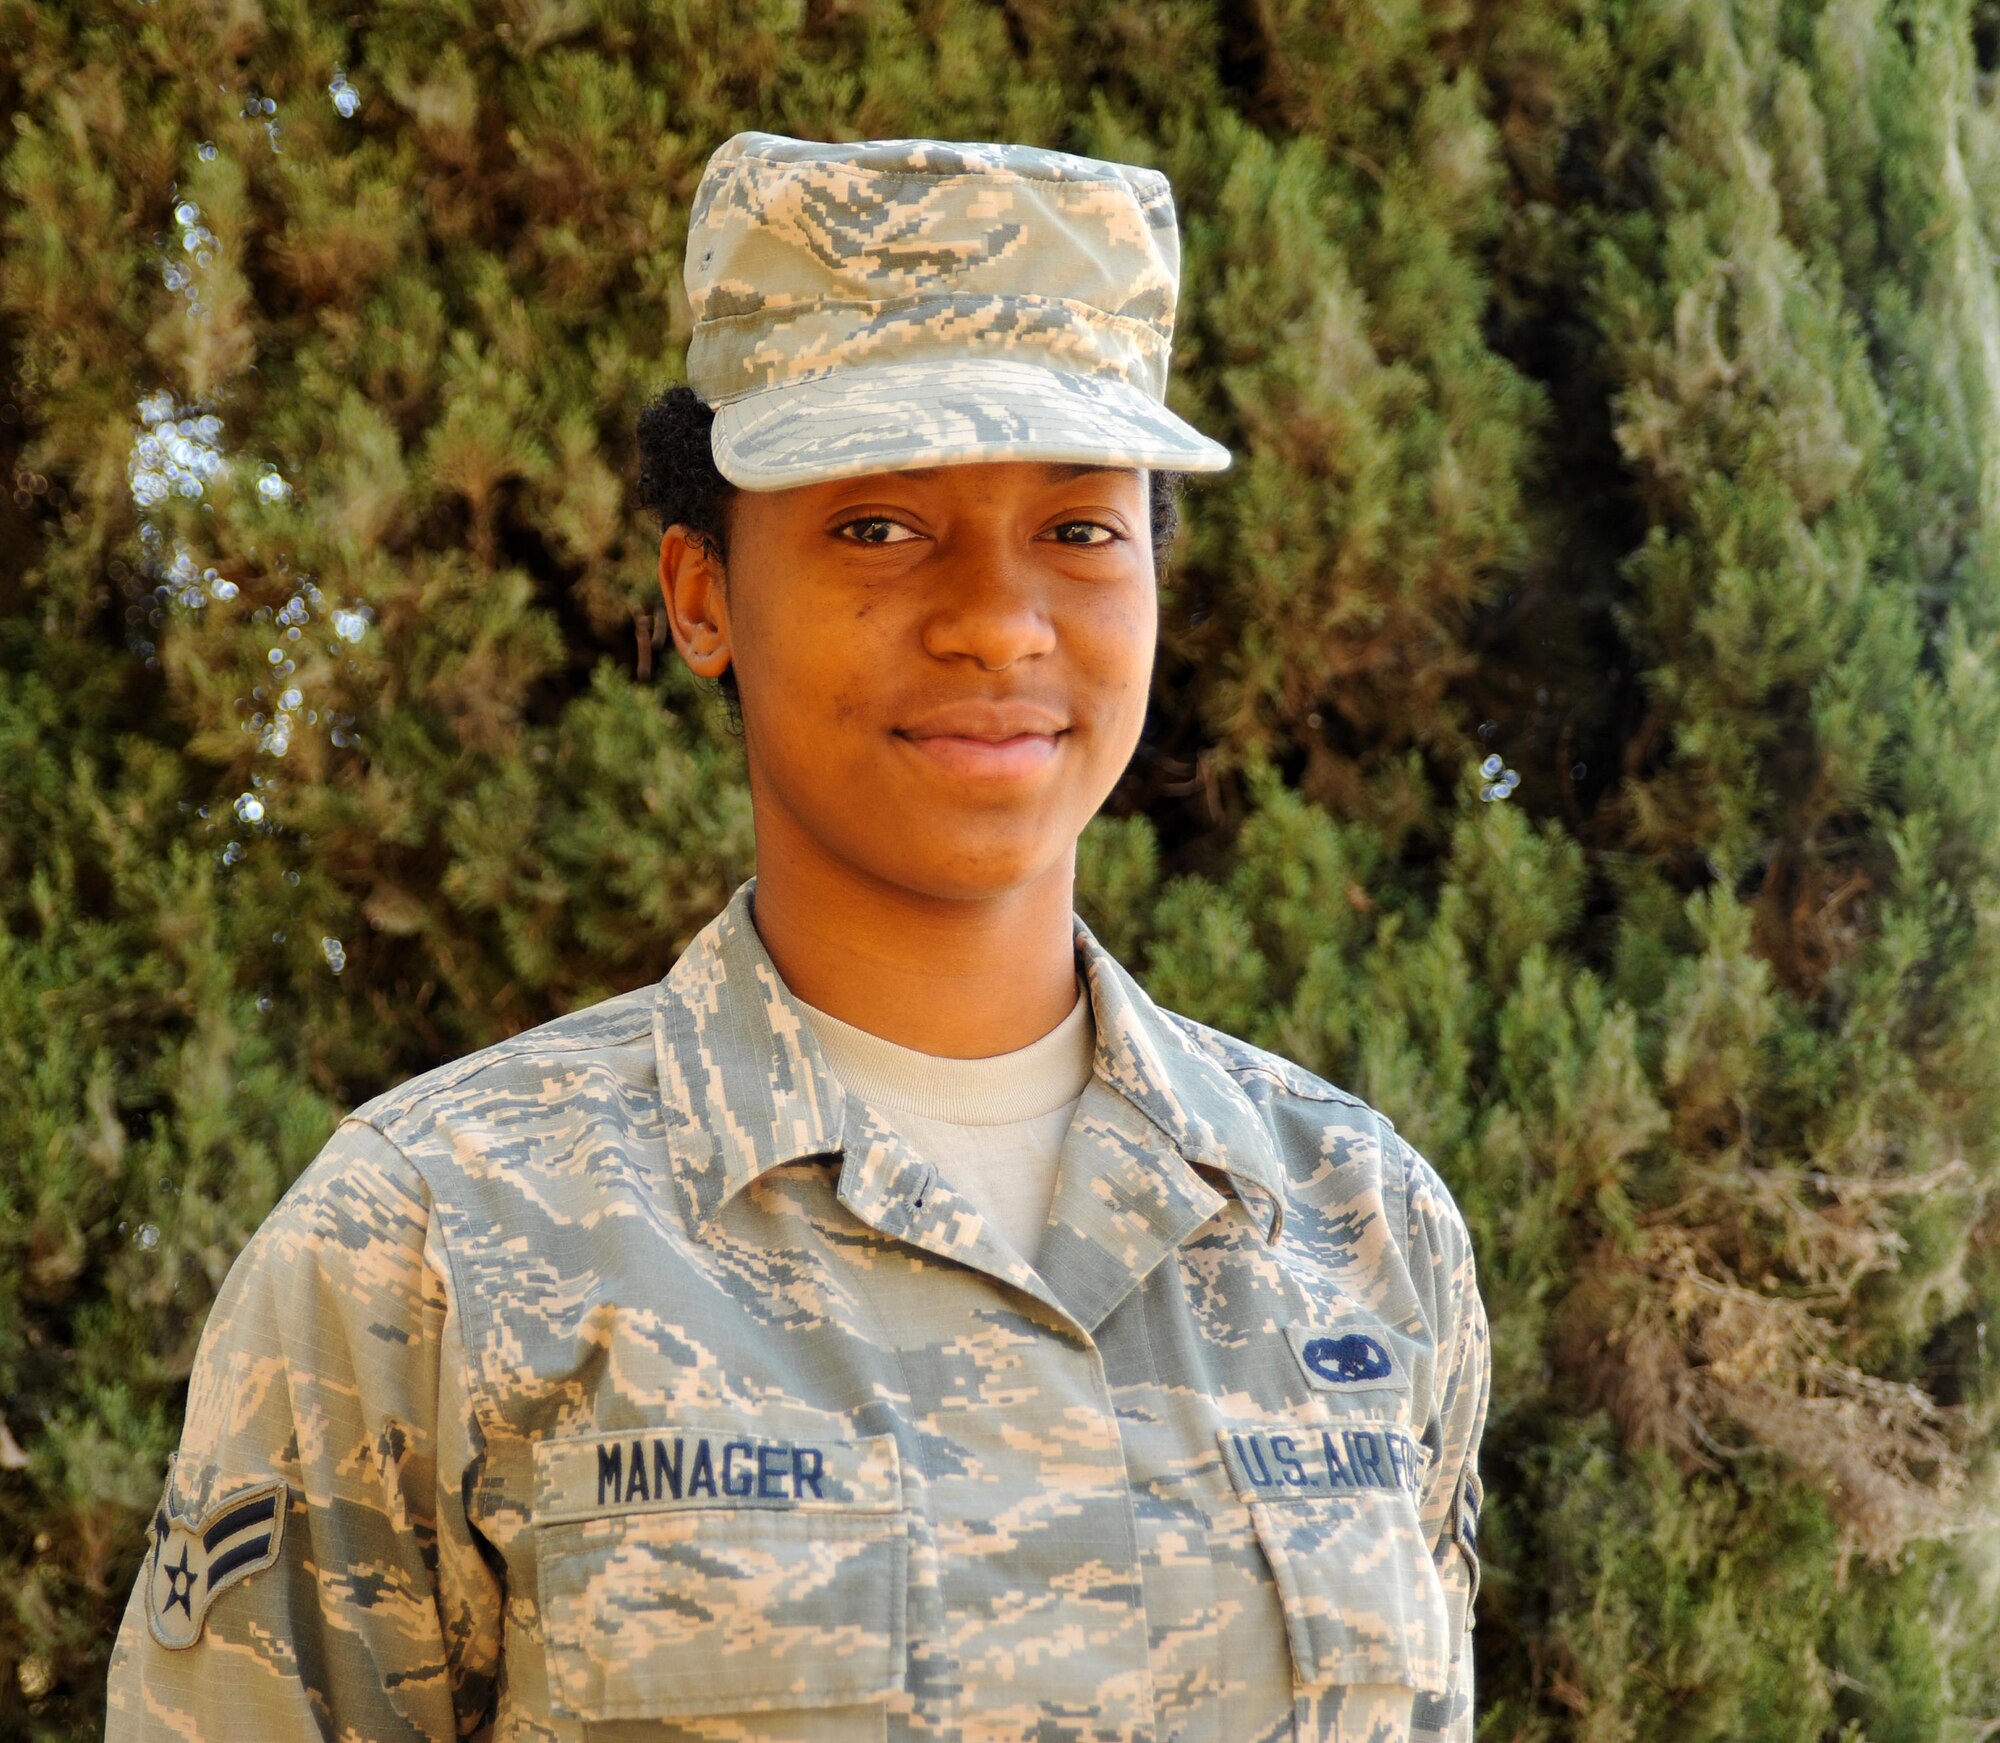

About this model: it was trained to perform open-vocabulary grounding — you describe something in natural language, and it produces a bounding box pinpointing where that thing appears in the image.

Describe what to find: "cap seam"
[691,292,1172,339]
[719,156,1171,196]
[698,354,1169,406]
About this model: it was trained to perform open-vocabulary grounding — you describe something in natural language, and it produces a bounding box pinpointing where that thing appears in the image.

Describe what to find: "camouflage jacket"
[106,874,1489,1742]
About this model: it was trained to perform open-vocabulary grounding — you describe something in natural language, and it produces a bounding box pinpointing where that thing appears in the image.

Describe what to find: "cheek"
[745,619,879,750]
[1089,594,1157,706]
[745,607,838,691]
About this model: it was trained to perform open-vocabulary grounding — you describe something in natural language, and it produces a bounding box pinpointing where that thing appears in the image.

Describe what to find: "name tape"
[534,1427,901,1524]
[1219,1422,1428,1502]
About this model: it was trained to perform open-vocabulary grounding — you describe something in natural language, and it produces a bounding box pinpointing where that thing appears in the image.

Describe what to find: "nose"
[916,533,1058,671]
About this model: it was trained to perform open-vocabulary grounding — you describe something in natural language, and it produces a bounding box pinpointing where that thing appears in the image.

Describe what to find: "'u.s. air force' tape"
[1219,1421,1431,1502]
[144,1471,289,1650]
[533,1425,902,1525]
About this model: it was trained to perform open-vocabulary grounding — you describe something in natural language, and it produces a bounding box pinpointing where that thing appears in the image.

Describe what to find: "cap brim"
[707,359,1233,491]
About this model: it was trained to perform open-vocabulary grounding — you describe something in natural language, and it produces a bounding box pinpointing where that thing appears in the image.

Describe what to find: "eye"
[1046,520,1122,546]
[834,516,921,546]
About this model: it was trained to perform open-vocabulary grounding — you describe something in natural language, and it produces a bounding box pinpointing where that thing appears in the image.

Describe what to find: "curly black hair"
[635,384,1186,739]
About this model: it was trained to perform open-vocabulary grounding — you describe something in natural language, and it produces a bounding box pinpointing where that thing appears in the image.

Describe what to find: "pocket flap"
[1222,1420,1451,1695]
[535,1426,907,1722]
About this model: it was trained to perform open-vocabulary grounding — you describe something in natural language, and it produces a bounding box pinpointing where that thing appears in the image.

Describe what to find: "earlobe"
[680,620,730,678]
[658,527,734,680]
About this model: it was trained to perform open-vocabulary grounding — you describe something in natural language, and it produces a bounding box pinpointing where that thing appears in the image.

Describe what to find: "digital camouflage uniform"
[109,132,1488,1741]
[107,874,1487,1742]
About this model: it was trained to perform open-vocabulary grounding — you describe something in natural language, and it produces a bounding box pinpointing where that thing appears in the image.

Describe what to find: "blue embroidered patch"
[1284,1320,1408,1395]
[1303,1333,1393,1383]
[144,1469,289,1651]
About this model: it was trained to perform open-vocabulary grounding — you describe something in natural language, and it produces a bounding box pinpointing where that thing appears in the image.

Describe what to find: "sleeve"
[104,1117,503,1741]
[1398,1134,1490,1743]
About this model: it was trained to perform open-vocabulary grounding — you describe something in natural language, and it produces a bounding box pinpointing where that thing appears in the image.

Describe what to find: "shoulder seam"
[1224,1060,1360,1106]
[344,1114,508,1451]
[1156,1011,1362,1107]
[358,1017,657,1119]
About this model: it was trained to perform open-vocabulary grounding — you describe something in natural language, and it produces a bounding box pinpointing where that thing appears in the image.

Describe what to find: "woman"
[108,130,1488,1743]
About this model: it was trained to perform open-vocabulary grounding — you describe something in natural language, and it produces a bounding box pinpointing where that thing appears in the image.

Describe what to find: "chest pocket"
[1222,1416,1452,1696]
[533,1424,908,1732]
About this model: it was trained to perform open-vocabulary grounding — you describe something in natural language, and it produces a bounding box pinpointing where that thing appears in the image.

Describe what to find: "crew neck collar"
[791,975,1093,1125]
[652,873,1289,1245]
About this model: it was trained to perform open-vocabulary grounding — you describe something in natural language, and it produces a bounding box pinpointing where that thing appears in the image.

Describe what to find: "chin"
[851,835,1074,904]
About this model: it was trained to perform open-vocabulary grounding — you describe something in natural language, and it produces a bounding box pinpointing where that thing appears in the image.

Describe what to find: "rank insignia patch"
[144,1472,288,1650]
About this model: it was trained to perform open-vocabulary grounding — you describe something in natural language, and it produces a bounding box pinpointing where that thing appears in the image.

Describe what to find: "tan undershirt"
[792,973,1096,1269]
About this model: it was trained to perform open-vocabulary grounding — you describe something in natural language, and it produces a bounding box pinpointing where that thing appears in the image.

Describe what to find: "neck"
[746,842,1082,1060]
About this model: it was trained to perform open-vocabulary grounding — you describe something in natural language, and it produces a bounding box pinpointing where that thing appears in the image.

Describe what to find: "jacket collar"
[652,874,1287,1244]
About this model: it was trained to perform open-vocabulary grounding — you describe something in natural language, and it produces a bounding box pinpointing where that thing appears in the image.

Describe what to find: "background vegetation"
[3,0,1997,1735]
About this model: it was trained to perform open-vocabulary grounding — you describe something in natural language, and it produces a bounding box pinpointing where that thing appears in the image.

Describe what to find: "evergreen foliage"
[2,0,1996,1735]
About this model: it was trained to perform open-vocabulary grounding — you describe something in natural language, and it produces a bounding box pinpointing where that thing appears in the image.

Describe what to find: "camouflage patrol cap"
[682,130,1234,490]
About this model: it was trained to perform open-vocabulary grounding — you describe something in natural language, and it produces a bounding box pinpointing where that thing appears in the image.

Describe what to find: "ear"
[658,525,734,682]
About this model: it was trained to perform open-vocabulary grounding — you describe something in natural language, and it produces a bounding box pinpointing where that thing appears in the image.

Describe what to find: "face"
[658,460,1157,904]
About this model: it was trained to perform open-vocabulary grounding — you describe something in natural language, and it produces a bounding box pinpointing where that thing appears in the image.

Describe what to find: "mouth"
[896,703,1072,779]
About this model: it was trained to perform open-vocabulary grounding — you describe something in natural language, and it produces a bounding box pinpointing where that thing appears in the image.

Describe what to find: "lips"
[896,700,1069,742]
[892,699,1071,781]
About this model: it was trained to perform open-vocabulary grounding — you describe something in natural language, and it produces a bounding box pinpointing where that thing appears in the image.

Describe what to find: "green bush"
[2,0,1994,1735]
